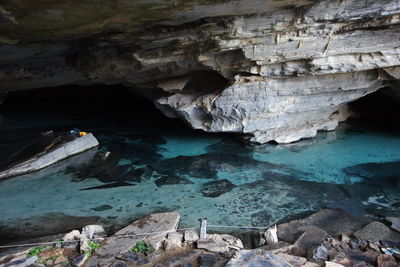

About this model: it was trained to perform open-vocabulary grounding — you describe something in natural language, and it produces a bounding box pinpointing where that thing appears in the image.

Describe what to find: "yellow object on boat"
[79,131,87,136]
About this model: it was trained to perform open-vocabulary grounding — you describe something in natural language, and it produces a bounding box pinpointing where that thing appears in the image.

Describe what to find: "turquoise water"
[0,89,399,241]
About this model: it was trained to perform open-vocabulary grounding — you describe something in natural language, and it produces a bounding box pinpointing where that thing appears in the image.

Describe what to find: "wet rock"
[184,229,199,243]
[164,232,183,250]
[292,227,328,257]
[377,254,397,267]
[353,222,396,242]
[385,217,400,232]
[155,175,194,187]
[4,256,38,267]
[226,249,292,267]
[90,204,113,211]
[200,179,236,197]
[71,254,88,267]
[82,224,105,239]
[277,209,369,244]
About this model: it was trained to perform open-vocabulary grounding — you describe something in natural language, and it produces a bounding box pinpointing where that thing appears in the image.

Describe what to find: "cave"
[1,0,400,265]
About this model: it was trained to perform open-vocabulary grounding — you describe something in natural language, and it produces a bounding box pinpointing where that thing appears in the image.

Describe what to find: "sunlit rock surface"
[1,0,400,143]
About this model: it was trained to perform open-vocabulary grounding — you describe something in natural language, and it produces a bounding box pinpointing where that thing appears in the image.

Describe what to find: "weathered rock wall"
[1,0,400,143]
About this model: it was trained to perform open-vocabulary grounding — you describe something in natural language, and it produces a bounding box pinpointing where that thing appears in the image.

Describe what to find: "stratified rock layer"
[1,0,400,143]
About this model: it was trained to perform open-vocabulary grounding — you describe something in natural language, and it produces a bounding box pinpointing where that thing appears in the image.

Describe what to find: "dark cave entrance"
[349,85,400,133]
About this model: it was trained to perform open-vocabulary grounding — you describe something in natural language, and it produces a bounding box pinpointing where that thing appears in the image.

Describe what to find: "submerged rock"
[200,179,236,197]
[90,205,113,211]
[155,175,194,187]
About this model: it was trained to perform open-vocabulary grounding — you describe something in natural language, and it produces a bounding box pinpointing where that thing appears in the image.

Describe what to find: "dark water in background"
[0,85,399,243]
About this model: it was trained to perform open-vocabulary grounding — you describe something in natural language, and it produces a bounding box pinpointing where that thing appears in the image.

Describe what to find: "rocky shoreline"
[0,209,399,267]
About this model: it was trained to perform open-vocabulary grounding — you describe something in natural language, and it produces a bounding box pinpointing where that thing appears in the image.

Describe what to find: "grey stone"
[2,0,400,144]
[197,235,230,254]
[277,209,369,244]
[184,229,199,243]
[292,227,328,257]
[4,256,38,267]
[71,254,88,267]
[385,217,400,232]
[82,224,105,239]
[85,212,179,266]
[219,234,244,250]
[353,222,395,242]
[276,253,307,267]
[226,249,293,267]
[164,232,183,250]
[115,251,149,265]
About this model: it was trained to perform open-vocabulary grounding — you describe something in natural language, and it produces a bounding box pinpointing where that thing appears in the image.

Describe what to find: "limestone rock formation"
[1,0,400,143]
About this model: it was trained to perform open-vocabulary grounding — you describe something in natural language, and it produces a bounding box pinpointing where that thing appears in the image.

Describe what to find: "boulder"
[82,224,105,239]
[164,232,183,250]
[265,225,279,244]
[197,235,230,254]
[219,234,244,250]
[63,230,81,241]
[226,249,293,267]
[292,227,328,257]
[377,254,397,267]
[200,179,236,197]
[277,209,368,244]
[353,222,394,242]
[184,229,200,243]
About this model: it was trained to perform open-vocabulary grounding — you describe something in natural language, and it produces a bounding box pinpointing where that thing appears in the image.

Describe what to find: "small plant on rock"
[84,241,101,257]
[131,240,151,253]
[28,246,45,257]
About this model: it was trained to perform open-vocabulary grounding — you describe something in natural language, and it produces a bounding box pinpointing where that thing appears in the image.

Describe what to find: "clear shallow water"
[0,88,399,242]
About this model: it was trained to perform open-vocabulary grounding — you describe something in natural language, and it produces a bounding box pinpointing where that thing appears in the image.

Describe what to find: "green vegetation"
[131,240,151,253]
[84,241,101,257]
[27,246,46,257]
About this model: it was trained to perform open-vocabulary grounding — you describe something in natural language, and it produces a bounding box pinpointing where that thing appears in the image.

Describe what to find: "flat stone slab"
[353,221,400,242]
[226,249,293,267]
[85,212,179,266]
